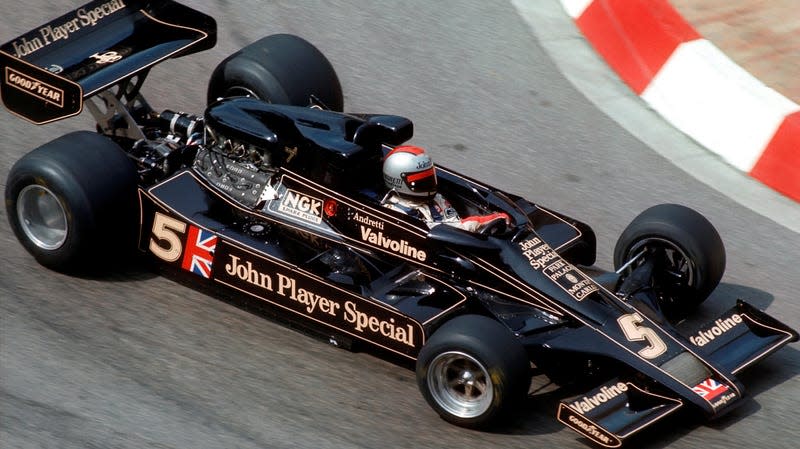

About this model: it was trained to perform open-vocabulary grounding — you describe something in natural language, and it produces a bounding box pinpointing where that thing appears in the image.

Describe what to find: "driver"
[381,145,510,232]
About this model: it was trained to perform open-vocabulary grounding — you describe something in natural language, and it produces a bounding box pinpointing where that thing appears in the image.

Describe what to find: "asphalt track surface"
[1,1,798,448]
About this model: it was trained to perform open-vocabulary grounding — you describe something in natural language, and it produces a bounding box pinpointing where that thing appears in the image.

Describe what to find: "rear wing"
[0,0,216,124]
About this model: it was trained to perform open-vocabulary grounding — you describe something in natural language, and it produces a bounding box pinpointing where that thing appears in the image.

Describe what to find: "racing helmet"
[383,145,437,198]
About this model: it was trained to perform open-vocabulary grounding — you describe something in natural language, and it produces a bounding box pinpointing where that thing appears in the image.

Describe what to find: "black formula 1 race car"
[1,1,797,447]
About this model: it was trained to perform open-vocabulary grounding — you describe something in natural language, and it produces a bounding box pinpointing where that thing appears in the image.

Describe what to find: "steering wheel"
[479,217,508,236]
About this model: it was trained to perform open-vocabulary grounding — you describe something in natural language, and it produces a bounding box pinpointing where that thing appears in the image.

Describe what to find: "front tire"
[613,204,726,319]
[207,34,343,111]
[416,315,530,428]
[5,131,138,272]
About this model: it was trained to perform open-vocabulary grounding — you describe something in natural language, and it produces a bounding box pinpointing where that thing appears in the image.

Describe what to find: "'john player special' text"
[220,250,419,352]
[10,0,127,58]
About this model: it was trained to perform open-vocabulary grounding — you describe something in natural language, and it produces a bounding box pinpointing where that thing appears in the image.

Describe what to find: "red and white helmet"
[383,145,437,198]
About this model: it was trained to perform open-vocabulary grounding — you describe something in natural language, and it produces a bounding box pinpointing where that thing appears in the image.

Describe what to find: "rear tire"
[416,315,530,428]
[613,204,725,319]
[5,131,138,272]
[207,34,343,111]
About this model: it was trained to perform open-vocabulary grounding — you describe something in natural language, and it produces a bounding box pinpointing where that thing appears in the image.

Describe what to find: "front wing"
[555,301,797,446]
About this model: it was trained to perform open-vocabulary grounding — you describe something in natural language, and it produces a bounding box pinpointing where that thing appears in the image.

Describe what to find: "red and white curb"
[561,0,800,202]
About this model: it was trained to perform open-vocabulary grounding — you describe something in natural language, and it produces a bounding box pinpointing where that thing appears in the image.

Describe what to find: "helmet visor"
[402,168,437,195]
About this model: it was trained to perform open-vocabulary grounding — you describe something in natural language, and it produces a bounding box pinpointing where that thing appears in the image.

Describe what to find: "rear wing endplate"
[0,0,216,124]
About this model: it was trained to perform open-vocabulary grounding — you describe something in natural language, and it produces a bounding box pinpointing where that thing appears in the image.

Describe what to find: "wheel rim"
[627,237,696,306]
[17,185,68,250]
[427,351,493,419]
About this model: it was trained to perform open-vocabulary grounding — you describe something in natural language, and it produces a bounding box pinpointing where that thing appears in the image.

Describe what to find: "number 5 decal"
[149,212,186,262]
[617,312,668,359]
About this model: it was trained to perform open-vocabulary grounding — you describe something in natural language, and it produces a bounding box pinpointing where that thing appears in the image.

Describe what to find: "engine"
[192,119,276,208]
[128,108,278,209]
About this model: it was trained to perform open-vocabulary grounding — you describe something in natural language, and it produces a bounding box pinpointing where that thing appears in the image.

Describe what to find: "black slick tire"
[613,204,726,317]
[5,131,138,272]
[207,34,343,111]
[416,314,530,429]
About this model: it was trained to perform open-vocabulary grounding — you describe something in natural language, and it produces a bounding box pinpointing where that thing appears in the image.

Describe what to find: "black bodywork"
[140,98,599,360]
[1,1,796,447]
[137,99,798,446]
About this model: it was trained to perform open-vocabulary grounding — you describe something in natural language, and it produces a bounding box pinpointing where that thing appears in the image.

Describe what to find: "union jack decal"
[181,225,217,278]
[692,378,729,401]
